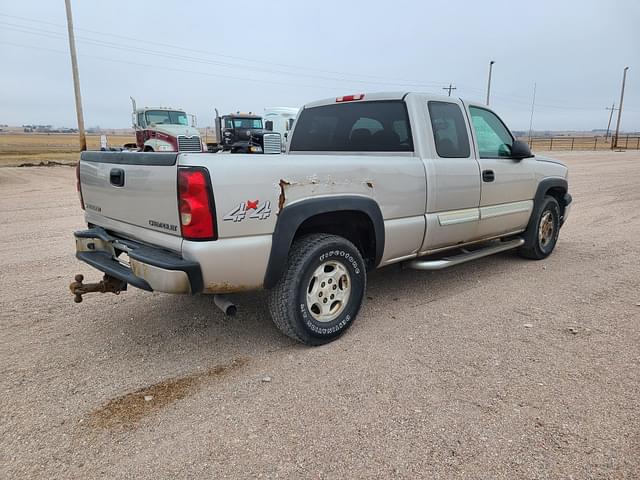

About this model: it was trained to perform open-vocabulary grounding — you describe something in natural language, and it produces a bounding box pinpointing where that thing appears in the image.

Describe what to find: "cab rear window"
[289,101,413,152]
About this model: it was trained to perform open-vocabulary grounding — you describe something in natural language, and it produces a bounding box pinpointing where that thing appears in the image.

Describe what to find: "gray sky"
[1,0,638,131]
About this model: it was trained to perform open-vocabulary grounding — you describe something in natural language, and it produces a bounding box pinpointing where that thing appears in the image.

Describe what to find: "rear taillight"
[76,162,84,210]
[177,168,216,240]
[336,94,365,102]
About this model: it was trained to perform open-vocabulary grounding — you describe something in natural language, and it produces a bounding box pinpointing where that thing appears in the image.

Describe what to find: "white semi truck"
[263,107,299,150]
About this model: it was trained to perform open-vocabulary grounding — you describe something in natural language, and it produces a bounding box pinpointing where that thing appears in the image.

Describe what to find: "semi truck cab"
[127,99,205,153]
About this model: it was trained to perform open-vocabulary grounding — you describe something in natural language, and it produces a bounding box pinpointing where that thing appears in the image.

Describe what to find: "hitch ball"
[69,273,127,303]
[70,274,85,303]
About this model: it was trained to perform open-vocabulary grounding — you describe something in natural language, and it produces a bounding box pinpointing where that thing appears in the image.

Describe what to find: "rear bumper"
[74,227,203,294]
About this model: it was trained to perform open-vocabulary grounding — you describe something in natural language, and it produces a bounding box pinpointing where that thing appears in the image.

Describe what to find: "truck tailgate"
[79,151,181,243]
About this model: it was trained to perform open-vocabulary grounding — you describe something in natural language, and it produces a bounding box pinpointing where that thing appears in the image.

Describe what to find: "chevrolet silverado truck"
[71,92,572,345]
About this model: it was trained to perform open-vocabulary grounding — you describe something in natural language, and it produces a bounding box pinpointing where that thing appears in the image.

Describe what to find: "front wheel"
[267,234,366,345]
[519,195,560,259]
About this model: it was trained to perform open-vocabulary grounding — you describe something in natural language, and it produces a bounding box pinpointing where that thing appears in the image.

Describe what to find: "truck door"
[420,99,481,252]
[464,104,536,238]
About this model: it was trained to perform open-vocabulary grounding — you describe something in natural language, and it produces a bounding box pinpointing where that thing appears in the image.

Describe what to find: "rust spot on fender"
[204,282,258,294]
[87,357,249,430]
[278,179,291,213]
[365,181,374,188]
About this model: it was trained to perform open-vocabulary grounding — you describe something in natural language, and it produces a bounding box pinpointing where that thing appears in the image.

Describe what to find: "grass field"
[1,132,638,167]
[0,133,135,166]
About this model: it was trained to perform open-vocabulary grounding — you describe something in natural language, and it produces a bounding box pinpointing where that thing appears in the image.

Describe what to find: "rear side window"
[289,101,413,152]
[427,101,470,158]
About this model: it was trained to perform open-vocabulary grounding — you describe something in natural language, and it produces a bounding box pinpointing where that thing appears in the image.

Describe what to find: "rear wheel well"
[143,145,154,152]
[294,211,377,268]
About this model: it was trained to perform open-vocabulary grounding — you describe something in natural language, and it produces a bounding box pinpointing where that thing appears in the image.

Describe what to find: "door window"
[469,107,514,158]
[427,101,470,158]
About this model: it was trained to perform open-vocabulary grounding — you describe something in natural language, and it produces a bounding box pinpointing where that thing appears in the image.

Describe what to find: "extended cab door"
[464,104,536,238]
[419,99,482,252]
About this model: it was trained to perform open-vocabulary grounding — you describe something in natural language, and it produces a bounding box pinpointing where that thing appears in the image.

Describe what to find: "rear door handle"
[482,169,495,182]
[110,168,125,187]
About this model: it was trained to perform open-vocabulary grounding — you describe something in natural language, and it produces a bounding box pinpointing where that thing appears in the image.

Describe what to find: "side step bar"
[405,238,524,271]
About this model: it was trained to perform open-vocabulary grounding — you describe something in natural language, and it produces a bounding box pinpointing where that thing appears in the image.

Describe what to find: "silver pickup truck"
[71,92,571,345]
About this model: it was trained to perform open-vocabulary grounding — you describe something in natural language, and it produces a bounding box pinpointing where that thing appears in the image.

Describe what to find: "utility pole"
[527,82,537,146]
[613,66,629,149]
[443,83,457,97]
[64,0,87,151]
[486,60,495,105]
[605,102,617,140]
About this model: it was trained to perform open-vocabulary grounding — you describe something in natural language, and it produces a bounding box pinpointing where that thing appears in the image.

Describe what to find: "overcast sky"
[0,0,638,131]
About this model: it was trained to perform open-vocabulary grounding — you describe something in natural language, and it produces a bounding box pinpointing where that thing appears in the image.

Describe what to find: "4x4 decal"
[223,200,272,222]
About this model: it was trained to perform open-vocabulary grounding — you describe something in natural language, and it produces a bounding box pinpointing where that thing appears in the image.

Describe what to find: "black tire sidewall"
[294,240,365,342]
[536,197,560,256]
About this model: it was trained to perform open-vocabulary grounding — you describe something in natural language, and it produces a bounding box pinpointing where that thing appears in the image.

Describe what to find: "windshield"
[225,117,263,129]
[145,110,189,126]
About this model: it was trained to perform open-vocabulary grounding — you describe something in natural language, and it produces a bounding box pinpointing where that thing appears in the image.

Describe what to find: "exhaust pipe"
[214,295,237,316]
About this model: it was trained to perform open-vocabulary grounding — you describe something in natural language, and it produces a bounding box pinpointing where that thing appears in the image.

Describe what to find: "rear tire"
[519,195,560,259]
[267,234,366,345]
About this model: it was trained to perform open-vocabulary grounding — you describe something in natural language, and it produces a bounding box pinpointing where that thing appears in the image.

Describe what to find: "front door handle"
[110,168,125,187]
[482,169,495,182]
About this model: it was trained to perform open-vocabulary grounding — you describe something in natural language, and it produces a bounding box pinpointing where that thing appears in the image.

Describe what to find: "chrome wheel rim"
[306,261,351,323]
[538,211,555,248]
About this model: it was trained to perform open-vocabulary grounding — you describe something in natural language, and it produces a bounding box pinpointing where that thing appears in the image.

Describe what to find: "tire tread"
[267,233,363,344]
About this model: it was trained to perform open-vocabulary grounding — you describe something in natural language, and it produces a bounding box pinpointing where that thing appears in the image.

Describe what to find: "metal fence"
[517,135,640,151]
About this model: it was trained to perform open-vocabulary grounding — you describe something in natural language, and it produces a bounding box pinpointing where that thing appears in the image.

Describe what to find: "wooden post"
[64,0,87,152]
[550,137,553,150]
[594,137,597,150]
[625,135,629,149]
[571,137,575,151]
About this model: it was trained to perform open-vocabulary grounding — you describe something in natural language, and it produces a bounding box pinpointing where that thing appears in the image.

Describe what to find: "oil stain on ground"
[88,357,249,430]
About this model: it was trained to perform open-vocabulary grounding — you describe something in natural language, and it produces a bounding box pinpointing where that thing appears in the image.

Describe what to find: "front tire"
[267,234,366,345]
[519,195,560,259]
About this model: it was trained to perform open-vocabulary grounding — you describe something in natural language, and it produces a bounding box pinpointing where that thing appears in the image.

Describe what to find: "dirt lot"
[1,151,639,479]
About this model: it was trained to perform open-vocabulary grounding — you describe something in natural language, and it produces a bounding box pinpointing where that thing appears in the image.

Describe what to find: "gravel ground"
[1,151,639,479]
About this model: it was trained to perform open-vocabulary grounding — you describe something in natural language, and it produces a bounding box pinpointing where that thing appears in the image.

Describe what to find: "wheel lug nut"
[328,279,332,284]
[323,298,327,303]
[319,292,323,297]
[332,285,337,290]
[331,294,335,299]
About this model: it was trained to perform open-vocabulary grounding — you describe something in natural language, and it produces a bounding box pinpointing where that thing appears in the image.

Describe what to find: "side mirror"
[510,140,533,160]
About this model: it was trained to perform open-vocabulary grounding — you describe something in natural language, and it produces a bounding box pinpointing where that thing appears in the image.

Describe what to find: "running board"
[406,238,524,271]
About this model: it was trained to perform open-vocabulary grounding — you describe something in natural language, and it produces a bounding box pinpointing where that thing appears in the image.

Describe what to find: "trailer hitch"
[69,274,127,303]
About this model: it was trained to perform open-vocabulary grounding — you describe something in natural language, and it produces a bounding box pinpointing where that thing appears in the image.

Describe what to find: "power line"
[0,21,452,91]
[0,40,394,93]
[0,13,449,88]
[2,14,637,115]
